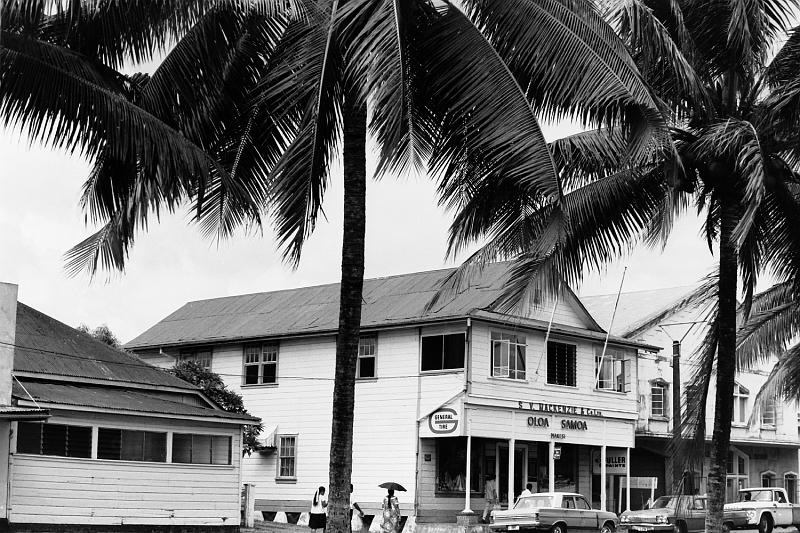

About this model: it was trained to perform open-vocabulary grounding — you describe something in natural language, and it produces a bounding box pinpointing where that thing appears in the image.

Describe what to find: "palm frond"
[460,0,664,129]
[748,342,800,424]
[1,33,215,186]
[610,0,711,117]
[549,128,631,189]
[255,3,344,265]
[765,25,800,88]
[736,297,800,371]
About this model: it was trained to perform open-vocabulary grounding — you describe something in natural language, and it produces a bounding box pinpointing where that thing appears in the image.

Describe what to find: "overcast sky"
[0,120,718,343]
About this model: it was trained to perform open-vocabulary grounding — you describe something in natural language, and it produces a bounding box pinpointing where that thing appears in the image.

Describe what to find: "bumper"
[619,525,675,533]
[489,524,547,532]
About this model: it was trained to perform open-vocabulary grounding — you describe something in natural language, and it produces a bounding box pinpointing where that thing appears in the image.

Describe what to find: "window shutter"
[624,359,632,393]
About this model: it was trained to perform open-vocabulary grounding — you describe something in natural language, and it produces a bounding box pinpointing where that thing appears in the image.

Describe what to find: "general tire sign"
[429,408,459,434]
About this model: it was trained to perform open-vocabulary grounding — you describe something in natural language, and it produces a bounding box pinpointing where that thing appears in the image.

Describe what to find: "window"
[98,428,167,462]
[16,422,91,458]
[762,472,777,487]
[785,473,797,503]
[421,333,465,371]
[547,341,576,387]
[732,383,749,424]
[244,343,278,385]
[172,433,231,465]
[596,350,627,391]
[277,435,297,478]
[357,336,377,378]
[179,348,212,369]
[651,384,668,418]
[575,496,591,510]
[726,448,749,502]
[436,437,482,494]
[491,332,526,380]
[761,397,777,427]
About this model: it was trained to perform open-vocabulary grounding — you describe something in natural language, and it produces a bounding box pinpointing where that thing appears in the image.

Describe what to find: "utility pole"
[672,340,683,493]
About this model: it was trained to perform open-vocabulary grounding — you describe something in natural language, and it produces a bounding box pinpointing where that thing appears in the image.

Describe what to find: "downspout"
[414,327,422,519]
[465,318,472,395]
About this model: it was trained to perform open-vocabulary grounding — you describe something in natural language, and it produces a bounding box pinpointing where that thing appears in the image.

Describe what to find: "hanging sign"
[592,450,628,474]
[429,408,459,434]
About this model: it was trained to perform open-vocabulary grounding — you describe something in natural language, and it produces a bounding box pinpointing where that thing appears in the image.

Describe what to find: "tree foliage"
[77,323,122,348]
[170,360,263,456]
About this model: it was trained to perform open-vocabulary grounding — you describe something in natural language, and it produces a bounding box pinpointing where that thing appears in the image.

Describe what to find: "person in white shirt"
[309,486,328,533]
[482,475,498,523]
[518,483,534,500]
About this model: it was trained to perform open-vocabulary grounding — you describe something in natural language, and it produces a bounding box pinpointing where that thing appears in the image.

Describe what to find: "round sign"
[429,408,459,434]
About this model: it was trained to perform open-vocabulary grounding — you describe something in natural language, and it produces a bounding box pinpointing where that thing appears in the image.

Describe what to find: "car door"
[561,496,581,529]
[575,495,597,531]
[687,497,707,532]
[773,490,792,525]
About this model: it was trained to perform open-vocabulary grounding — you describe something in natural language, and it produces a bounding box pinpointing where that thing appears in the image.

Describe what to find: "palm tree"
[3,2,662,531]
[438,1,800,530]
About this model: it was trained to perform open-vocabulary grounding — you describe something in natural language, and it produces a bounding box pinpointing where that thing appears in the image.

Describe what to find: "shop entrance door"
[497,444,527,505]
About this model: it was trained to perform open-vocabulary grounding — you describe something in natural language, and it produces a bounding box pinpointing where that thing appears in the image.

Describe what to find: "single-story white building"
[0,282,258,531]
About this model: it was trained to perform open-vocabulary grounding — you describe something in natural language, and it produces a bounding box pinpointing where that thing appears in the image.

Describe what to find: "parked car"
[619,495,748,533]
[489,492,618,533]
[725,487,800,533]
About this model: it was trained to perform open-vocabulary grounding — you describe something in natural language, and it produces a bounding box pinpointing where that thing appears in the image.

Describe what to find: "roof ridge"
[181,264,471,306]
[581,283,700,299]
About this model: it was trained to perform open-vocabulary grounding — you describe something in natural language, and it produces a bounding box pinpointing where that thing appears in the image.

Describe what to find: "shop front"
[417,399,637,522]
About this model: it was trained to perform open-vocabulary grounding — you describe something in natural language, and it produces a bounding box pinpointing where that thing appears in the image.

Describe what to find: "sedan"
[490,492,619,533]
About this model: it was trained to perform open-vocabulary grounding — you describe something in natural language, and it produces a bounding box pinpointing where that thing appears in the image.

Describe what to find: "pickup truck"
[724,487,800,533]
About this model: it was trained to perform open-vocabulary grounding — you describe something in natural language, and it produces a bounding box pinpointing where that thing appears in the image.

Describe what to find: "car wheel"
[674,521,688,533]
[758,514,773,533]
[722,522,733,533]
[600,522,615,533]
[551,523,566,533]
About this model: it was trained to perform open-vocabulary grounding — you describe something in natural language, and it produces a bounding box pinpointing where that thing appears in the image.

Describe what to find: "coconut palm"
[3,1,662,531]
[438,1,800,530]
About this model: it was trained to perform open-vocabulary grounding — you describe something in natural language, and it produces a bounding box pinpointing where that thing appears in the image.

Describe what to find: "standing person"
[309,486,328,533]
[350,484,364,533]
[380,488,401,533]
[482,475,498,524]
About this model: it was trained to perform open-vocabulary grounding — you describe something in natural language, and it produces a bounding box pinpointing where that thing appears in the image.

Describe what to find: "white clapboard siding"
[469,322,638,414]
[10,413,242,526]
[212,327,466,511]
[517,295,592,329]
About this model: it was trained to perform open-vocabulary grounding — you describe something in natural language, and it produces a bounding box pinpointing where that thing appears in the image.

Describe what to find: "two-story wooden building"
[584,286,800,508]
[127,263,658,522]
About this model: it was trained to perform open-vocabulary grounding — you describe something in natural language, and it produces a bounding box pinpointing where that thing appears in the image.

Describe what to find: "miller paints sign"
[429,408,459,434]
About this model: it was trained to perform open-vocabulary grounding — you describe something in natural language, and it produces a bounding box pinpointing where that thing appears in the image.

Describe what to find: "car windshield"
[515,496,554,509]
[739,490,774,503]
[651,497,677,509]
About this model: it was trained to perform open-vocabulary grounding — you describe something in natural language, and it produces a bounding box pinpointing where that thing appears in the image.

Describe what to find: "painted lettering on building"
[517,401,603,417]
[527,416,549,428]
[429,408,459,434]
[560,419,588,430]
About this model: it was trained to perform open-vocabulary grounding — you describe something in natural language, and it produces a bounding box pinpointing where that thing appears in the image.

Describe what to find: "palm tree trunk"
[705,192,739,533]
[327,89,367,533]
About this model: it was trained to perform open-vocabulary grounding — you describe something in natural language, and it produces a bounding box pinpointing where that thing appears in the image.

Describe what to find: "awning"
[0,406,50,421]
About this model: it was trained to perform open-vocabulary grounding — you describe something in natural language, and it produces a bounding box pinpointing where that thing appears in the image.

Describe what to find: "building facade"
[0,282,256,530]
[583,286,800,509]
[128,264,656,522]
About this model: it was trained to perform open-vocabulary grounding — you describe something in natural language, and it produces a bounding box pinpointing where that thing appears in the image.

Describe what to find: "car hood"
[725,502,761,510]
[624,509,675,518]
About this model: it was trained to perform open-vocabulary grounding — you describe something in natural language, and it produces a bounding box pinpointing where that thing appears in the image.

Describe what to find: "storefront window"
[436,437,482,493]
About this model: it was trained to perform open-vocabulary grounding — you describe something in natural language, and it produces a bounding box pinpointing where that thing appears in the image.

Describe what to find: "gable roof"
[581,285,699,338]
[126,262,603,350]
[14,302,196,390]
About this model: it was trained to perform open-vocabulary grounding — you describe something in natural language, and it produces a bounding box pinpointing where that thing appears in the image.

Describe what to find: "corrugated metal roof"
[0,406,49,420]
[127,262,600,349]
[12,380,257,422]
[14,302,196,389]
[581,285,699,337]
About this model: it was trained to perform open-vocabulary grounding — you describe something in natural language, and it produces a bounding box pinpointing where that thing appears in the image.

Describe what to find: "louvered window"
[16,422,91,458]
[547,342,576,386]
[97,428,166,462]
[172,433,231,465]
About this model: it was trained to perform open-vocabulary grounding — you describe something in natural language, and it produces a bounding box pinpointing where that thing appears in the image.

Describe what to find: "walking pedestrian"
[482,475,498,524]
[380,488,401,533]
[309,486,327,533]
[350,483,364,533]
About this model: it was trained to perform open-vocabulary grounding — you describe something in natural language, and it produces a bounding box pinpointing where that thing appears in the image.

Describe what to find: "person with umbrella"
[378,482,405,533]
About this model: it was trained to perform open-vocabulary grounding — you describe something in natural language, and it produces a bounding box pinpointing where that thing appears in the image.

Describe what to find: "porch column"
[463,433,473,513]
[508,438,515,508]
[600,445,607,511]
[626,447,631,512]
[549,441,556,493]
